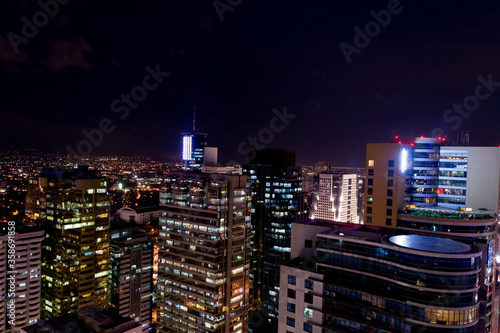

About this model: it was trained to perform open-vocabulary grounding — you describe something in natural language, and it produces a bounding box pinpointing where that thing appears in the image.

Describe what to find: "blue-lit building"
[278,220,482,333]
[181,133,207,171]
[405,137,441,206]
[243,149,308,331]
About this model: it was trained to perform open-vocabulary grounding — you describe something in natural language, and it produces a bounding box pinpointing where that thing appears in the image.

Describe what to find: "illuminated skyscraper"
[181,133,207,171]
[364,138,500,227]
[181,109,208,171]
[157,171,251,333]
[242,149,308,331]
[405,137,441,206]
[312,173,358,223]
[26,167,110,319]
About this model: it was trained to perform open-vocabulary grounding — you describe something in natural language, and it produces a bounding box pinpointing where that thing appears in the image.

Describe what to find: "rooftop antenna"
[193,107,196,133]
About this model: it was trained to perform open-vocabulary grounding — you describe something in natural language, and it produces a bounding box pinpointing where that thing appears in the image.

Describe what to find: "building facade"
[157,172,251,333]
[312,173,358,223]
[109,229,154,331]
[25,167,110,319]
[181,133,208,171]
[0,224,44,333]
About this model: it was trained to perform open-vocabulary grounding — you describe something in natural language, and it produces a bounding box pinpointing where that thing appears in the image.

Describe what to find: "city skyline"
[3,1,500,166]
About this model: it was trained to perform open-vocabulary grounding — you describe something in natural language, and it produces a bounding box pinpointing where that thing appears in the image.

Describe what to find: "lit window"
[305,280,314,290]
[368,160,375,167]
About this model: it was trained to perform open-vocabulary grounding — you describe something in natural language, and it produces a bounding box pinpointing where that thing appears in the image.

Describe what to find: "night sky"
[2,0,500,166]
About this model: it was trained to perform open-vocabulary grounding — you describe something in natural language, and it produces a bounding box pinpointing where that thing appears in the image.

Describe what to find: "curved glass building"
[278,221,482,333]
[398,208,497,332]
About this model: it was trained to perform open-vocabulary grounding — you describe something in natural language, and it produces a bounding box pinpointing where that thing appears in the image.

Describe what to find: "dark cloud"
[0,35,92,73]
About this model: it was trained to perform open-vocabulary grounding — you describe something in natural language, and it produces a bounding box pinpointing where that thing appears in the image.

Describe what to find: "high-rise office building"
[364,137,500,331]
[25,167,110,319]
[364,139,500,225]
[312,173,358,223]
[157,171,251,333]
[405,137,441,207]
[0,224,44,333]
[181,133,208,171]
[242,149,308,330]
[109,228,154,331]
[278,220,483,333]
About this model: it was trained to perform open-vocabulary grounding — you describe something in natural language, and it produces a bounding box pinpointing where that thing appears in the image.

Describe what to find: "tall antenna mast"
[193,107,196,133]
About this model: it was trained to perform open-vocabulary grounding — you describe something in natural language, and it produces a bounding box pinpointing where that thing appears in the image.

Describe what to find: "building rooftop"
[135,205,159,213]
[22,305,139,333]
[388,234,471,253]
[297,219,382,231]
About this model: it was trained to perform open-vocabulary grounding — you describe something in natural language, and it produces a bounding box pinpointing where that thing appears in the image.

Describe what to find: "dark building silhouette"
[243,149,308,331]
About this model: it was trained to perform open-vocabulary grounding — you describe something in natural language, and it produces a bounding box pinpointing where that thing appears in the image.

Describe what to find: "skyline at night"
[3,1,500,166]
[4,3,500,330]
